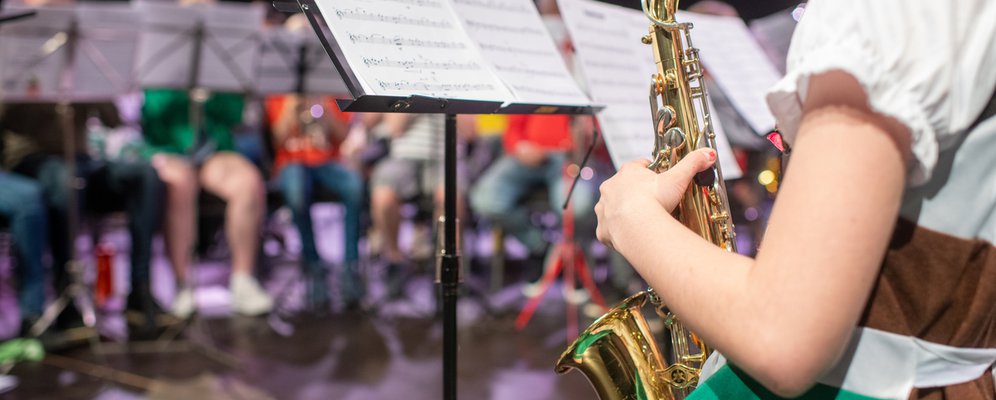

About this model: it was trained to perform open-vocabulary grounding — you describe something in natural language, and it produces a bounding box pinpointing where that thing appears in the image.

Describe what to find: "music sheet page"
[558,0,654,167]
[452,0,590,106]
[313,0,513,102]
[559,0,741,179]
[678,11,780,134]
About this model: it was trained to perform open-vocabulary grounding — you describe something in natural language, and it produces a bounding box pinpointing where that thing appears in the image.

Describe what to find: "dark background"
[599,0,803,21]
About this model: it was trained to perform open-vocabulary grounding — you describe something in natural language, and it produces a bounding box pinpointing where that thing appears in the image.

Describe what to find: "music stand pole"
[439,113,460,400]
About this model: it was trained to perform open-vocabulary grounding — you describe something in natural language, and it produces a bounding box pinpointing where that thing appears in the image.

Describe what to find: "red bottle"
[95,243,114,307]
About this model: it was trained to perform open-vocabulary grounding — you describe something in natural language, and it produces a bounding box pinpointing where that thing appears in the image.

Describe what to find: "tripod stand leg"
[514,245,564,330]
[573,246,608,310]
[29,294,72,337]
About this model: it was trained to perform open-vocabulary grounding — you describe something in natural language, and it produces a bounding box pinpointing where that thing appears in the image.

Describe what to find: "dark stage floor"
[0,206,622,399]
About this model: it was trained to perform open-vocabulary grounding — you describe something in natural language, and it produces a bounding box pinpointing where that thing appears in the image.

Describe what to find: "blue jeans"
[470,153,596,255]
[0,173,47,318]
[278,162,363,265]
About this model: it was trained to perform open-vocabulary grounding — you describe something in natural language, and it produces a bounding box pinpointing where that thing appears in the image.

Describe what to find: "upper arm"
[738,71,910,394]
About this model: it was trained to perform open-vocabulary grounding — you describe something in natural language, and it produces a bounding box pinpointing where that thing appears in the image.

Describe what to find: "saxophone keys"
[709,211,729,223]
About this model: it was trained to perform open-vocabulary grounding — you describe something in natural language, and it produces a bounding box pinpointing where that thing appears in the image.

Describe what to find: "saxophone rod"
[562,114,601,210]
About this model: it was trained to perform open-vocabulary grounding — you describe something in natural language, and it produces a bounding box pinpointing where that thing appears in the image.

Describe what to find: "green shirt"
[140,89,243,158]
[688,365,881,400]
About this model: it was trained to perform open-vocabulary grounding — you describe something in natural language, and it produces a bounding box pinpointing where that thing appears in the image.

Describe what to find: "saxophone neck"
[643,0,679,25]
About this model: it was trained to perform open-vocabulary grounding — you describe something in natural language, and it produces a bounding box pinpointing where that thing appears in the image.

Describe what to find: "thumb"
[656,148,717,207]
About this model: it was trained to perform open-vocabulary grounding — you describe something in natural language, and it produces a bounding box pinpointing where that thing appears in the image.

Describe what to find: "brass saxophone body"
[555,0,736,398]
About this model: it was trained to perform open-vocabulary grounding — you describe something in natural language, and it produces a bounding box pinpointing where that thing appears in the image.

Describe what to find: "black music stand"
[275,0,597,398]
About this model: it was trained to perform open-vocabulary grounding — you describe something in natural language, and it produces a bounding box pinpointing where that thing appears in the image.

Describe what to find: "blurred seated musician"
[367,113,472,276]
[469,114,596,286]
[0,101,168,339]
[265,94,364,309]
[0,172,47,339]
[141,88,272,318]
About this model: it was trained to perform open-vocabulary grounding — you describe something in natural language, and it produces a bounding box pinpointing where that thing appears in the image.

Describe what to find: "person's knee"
[371,186,398,212]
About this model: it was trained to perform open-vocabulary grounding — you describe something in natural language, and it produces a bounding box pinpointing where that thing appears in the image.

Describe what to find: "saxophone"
[555,0,736,398]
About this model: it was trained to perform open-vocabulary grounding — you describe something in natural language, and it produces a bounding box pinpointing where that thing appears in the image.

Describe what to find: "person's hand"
[595,148,715,249]
[654,148,717,211]
[513,142,547,167]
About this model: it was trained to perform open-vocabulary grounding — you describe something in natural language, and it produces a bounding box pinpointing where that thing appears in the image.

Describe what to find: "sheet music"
[559,0,741,179]
[313,0,513,102]
[74,3,140,99]
[451,0,590,106]
[678,11,780,134]
[558,0,652,167]
[0,6,74,101]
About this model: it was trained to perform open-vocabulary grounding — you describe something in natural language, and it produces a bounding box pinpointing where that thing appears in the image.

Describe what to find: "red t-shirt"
[265,95,350,174]
[502,114,574,154]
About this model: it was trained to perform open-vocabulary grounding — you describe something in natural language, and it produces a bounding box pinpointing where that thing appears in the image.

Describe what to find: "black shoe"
[125,294,182,340]
[340,262,366,310]
[304,261,331,315]
[20,315,94,353]
[385,261,409,300]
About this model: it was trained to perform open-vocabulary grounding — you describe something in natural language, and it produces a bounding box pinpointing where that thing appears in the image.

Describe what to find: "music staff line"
[585,60,640,73]
[495,64,570,78]
[511,84,584,98]
[376,0,445,8]
[463,19,544,35]
[477,42,550,56]
[334,8,452,29]
[453,0,529,13]
[376,79,496,92]
[362,56,481,71]
[580,42,632,56]
[575,23,626,38]
[348,33,466,49]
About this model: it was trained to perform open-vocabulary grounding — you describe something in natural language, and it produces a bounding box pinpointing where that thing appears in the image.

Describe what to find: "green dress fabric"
[140,89,243,158]
[687,365,884,400]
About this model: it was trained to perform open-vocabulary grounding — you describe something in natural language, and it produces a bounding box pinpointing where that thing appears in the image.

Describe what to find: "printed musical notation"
[453,0,590,106]
[313,0,513,100]
[348,33,466,49]
[362,56,481,70]
[462,19,544,35]
[378,0,445,8]
[334,8,452,29]
[476,43,548,56]
[452,0,529,13]
[494,64,565,77]
[377,80,495,93]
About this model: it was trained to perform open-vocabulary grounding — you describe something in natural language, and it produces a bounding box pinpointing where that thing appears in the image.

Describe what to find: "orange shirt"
[265,95,350,174]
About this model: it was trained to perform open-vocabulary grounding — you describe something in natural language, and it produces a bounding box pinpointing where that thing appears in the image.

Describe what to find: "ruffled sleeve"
[765,0,996,186]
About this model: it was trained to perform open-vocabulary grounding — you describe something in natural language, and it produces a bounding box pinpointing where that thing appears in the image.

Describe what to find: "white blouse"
[765,0,996,243]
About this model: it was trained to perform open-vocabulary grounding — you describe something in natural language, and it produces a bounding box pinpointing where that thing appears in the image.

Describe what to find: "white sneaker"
[171,287,196,318]
[521,281,543,298]
[230,273,273,316]
[563,287,590,305]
